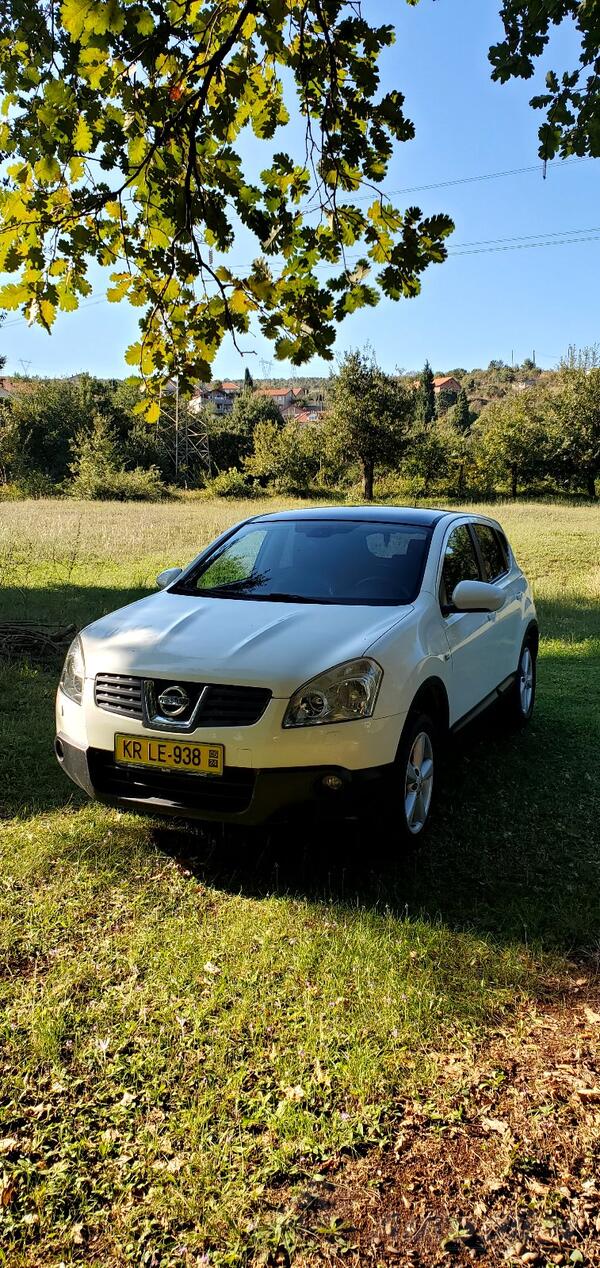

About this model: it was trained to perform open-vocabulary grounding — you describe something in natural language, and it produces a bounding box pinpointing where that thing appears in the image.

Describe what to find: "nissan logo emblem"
[157,685,190,717]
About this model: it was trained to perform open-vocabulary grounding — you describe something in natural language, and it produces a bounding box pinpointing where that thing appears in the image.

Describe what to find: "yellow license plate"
[114,734,224,777]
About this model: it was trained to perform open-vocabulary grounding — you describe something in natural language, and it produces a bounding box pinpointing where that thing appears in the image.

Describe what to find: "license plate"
[114,734,224,777]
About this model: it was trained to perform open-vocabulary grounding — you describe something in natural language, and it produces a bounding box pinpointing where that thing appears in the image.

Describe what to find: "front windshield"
[177,519,431,605]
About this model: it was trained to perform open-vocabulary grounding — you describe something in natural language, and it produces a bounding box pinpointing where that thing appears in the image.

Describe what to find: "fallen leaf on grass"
[481,1116,510,1135]
[0,1138,18,1154]
[282,1085,305,1102]
[583,1007,600,1025]
[1,1175,17,1207]
[576,1088,600,1103]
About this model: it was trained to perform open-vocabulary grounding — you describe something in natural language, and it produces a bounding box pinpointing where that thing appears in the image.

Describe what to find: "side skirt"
[450,673,517,734]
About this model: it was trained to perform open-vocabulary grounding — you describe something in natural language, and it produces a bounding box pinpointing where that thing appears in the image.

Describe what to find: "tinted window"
[180,520,432,605]
[496,530,511,572]
[474,524,508,581]
[440,525,480,606]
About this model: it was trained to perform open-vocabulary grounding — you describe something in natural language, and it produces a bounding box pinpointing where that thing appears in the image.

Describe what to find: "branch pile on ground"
[0,621,76,661]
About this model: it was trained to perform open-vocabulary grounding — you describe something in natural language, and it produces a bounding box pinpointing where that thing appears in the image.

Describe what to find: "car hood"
[81,590,413,696]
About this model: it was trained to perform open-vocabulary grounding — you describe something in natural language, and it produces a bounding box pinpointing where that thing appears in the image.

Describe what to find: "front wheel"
[504,638,537,726]
[389,711,438,844]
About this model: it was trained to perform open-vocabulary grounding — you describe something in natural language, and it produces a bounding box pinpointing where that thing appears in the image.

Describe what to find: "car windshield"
[176,519,432,605]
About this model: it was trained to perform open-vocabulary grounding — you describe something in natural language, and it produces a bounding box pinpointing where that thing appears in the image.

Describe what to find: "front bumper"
[55,734,392,826]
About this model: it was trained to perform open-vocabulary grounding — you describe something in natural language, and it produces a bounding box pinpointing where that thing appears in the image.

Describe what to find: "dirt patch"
[290,979,600,1267]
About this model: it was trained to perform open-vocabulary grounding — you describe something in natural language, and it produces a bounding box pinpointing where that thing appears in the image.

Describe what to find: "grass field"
[1,498,599,1266]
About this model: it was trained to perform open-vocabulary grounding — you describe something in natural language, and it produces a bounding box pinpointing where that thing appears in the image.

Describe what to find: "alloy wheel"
[404,731,434,835]
[519,646,534,716]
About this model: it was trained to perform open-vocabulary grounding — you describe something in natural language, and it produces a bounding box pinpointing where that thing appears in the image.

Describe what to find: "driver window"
[440,525,480,608]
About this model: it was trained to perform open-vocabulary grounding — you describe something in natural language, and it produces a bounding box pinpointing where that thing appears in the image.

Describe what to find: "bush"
[69,414,165,500]
[70,464,165,501]
[246,419,322,493]
[202,467,258,498]
[0,470,59,499]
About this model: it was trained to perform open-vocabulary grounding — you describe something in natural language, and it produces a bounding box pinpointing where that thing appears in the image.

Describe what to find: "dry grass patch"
[295,977,600,1267]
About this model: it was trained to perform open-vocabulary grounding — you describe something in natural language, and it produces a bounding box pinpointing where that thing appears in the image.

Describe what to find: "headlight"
[283,658,382,728]
[60,636,85,705]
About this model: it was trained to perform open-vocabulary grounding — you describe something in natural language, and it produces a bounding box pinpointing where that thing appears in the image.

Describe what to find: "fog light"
[322,774,343,792]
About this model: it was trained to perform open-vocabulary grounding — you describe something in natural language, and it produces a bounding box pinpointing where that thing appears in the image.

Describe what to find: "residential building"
[433,375,462,397]
[189,381,240,415]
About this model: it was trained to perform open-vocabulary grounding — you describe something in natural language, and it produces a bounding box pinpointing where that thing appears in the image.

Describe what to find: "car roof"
[251,505,452,527]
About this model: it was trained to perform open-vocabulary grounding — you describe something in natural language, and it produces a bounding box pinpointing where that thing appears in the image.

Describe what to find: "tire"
[388,710,438,844]
[504,636,537,727]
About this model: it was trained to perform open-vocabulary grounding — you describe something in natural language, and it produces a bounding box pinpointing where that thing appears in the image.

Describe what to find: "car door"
[438,522,499,723]
[471,522,524,684]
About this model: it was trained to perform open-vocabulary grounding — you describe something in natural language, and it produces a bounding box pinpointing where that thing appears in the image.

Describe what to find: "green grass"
[0,498,599,1265]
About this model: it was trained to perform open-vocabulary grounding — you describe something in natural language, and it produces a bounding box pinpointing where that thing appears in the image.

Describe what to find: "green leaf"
[0,281,29,310]
[60,0,92,41]
[57,285,79,311]
[73,115,93,152]
[136,8,154,34]
[39,298,56,328]
[107,277,131,302]
[34,155,61,184]
[124,341,142,367]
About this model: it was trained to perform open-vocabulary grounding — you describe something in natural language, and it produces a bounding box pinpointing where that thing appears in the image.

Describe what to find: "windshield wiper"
[255,592,325,603]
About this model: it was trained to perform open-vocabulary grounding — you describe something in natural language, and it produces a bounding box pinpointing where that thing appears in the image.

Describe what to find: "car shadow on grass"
[156,643,600,954]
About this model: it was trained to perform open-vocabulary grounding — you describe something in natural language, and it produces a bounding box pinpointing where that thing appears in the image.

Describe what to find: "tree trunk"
[456,462,465,496]
[363,459,374,501]
[510,467,518,499]
[586,473,597,500]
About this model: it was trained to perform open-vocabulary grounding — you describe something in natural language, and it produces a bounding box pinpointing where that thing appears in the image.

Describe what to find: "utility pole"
[174,375,179,481]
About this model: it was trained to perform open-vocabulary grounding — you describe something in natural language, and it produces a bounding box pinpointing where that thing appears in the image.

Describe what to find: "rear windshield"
[175,519,432,605]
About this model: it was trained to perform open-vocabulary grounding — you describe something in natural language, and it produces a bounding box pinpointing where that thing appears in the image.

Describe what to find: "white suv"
[56,507,538,839]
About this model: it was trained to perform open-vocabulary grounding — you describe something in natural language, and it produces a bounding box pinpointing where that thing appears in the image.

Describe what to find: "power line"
[447,224,600,251]
[337,156,590,203]
[1,295,106,330]
[1,224,599,336]
[449,233,600,256]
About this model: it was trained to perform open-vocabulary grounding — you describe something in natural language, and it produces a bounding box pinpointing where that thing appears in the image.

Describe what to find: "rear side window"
[474,524,508,582]
[440,524,480,606]
[496,530,511,571]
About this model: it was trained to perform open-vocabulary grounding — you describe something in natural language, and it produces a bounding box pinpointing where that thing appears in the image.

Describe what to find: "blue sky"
[2,0,599,379]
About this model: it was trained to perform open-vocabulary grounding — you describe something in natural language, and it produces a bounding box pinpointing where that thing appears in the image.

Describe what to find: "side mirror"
[156,566,183,590]
[451,579,505,613]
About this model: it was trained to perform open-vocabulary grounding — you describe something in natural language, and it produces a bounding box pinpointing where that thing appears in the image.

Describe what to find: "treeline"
[242,348,597,501]
[0,349,598,501]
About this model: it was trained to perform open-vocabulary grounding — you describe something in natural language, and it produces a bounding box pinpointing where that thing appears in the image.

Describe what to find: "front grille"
[191,683,271,726]
[94,674,271,727]
[95,674,143,719]
[88,749,255,814]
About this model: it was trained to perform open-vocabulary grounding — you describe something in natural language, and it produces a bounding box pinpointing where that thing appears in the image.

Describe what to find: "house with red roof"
[433,375,462,397]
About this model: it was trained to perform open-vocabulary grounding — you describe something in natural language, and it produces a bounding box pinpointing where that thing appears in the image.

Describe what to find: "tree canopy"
[1,2,597,406]
[417,360,435,425]
[327,348,413,499]
[0,0,454,409]
[489,1,600,159]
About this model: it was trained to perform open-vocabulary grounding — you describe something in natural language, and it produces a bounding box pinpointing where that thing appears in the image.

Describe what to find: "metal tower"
[157,377,211,485]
